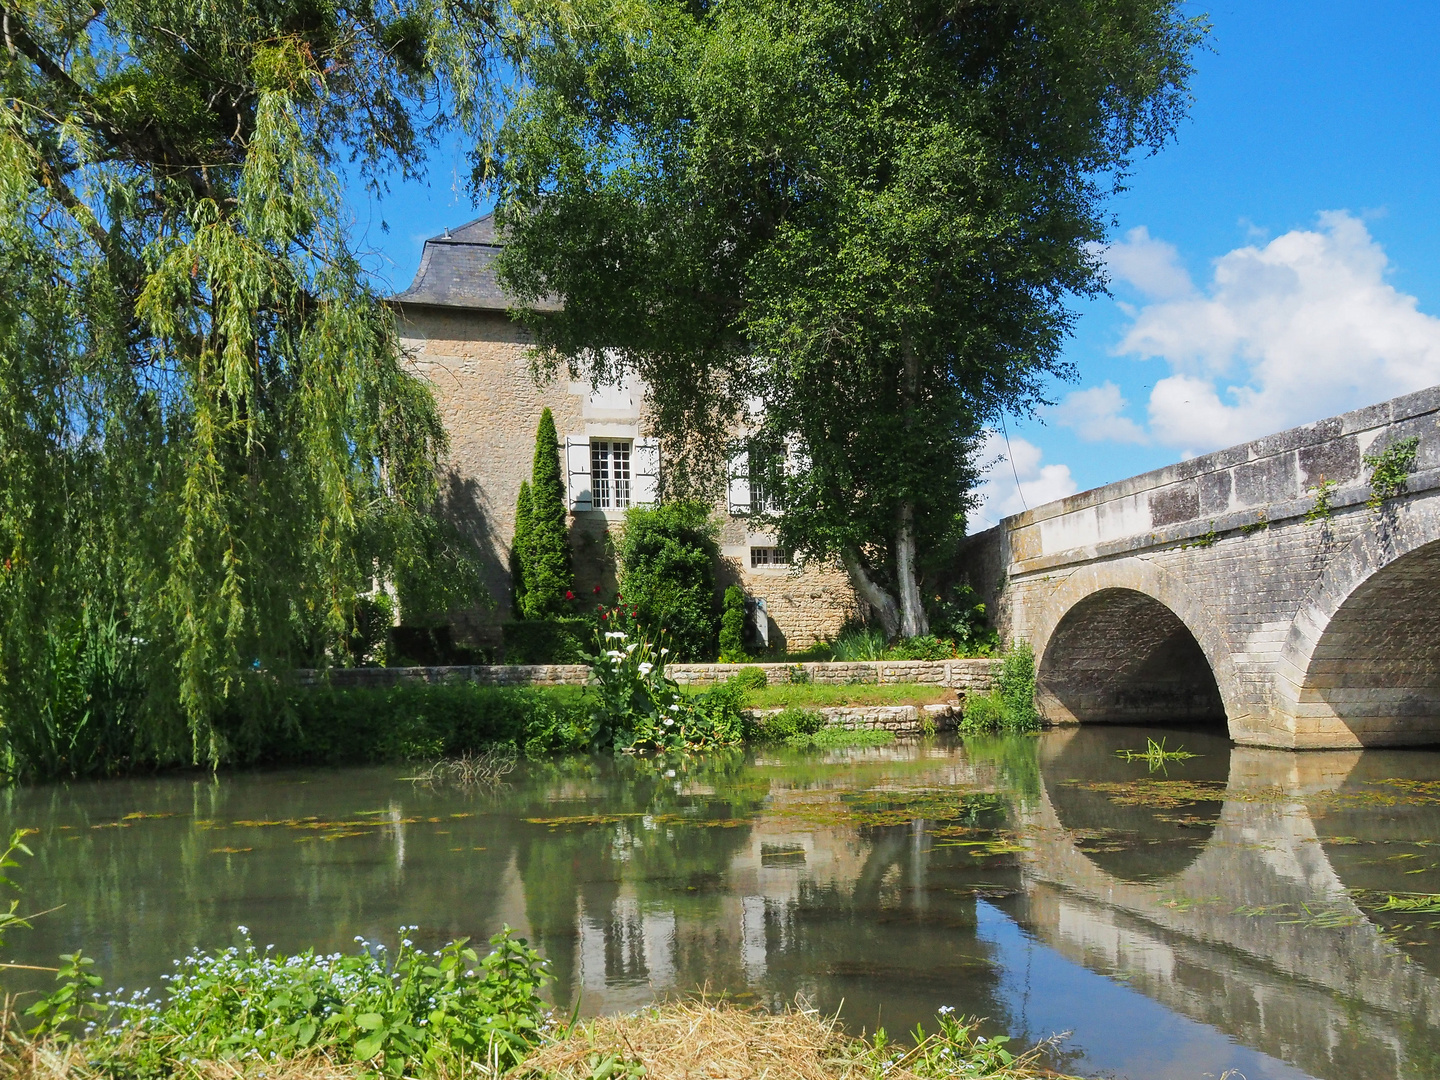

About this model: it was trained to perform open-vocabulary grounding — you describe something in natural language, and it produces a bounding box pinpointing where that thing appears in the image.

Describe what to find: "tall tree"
[492,0,1205,638]
[511,480,534,617]
[0,0,505,766]
[519,407,573,617]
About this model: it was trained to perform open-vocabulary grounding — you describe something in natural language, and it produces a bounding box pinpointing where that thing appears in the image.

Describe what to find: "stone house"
[391,215,857,651]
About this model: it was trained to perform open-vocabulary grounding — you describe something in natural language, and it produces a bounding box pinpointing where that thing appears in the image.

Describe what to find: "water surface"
[4,727,1440,1080]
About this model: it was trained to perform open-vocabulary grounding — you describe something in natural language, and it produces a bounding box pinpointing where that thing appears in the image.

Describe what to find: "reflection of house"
[392,215,856,649]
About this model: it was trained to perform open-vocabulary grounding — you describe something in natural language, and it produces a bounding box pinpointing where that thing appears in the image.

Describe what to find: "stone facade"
[959,384,1440,749]
[393,217,858,650]
[310,657,1000,691]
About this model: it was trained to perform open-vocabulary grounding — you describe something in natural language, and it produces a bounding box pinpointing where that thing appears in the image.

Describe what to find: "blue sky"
[345,2,1440,530]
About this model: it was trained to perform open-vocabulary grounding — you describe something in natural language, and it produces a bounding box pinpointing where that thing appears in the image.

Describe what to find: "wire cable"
[999,411,1028,511]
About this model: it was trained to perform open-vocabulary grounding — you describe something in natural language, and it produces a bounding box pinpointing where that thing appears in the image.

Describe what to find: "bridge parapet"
[963,385,1440,747]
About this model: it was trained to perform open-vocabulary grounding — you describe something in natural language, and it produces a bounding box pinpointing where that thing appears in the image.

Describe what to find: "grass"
[512,999,1075,1080]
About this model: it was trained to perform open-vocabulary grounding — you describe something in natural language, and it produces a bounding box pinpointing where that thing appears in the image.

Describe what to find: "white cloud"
[1051,381,1149,444]
[1099,226,1195,301]
[1119,211,1440,452]
[968,430,1078,532]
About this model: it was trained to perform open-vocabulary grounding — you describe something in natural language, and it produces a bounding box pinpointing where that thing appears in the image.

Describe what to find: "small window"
[591,440,632,510]
[750,546,790,568]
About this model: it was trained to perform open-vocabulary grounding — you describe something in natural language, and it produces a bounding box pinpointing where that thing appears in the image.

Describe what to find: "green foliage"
[0,827,35,949]
[829,627,889,661]
[492,0,1206,635]
[520,409,575,618]
[1365,436,1421,510]
[512,481,534,617]
[745,706,824,742]
[503,617,594,664]
[718,585,750,663]
[0,0,502,767]
[28,929,551,1075]
[583,609,743,753]
[1305,478,1339,523]
[730,665,769,690]
[615,501,720,662]
[828,623,992,662]
[961,643,1038,735]
[928,585,999,656]
[786,726,894,749]
[2,611,143,781]
[996,643,1040,732]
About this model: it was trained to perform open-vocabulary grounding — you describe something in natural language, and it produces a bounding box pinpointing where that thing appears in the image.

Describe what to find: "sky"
[344,2,1440,533]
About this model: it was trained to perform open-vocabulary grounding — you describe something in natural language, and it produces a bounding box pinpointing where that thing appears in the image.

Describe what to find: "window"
[750,546,790,568]
[747,439,785,514]
[591,440,632,509]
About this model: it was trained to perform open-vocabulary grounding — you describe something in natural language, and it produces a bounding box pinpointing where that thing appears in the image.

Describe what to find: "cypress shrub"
[718,585,749,662]
[616,501,720,661]
[511,480,533,617]
[521,408,573,617]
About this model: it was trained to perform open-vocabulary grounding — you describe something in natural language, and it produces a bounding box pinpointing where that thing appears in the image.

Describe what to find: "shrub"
[615,501,720,661]
[745,705,824,742]
[731,665,768,690]
[520,408,573,618]
[829,626,887,661]
[502,616,593,664]
[960,642,1039,735]
[27,929,551,1075]
[718,584,749,662]
[511,480,533,616]
[889,634,952,661]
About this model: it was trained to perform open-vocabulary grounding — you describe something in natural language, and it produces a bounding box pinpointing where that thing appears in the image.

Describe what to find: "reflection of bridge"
[962,387,1440,747]
[1021,732,1440,1080]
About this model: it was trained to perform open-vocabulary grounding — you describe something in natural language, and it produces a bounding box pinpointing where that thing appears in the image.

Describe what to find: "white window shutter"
[728,448,750,515]
[633,438,660,505]
[566,436,593,511]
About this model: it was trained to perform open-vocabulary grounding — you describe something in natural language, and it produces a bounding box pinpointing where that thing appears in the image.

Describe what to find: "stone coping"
[302,658,999,691]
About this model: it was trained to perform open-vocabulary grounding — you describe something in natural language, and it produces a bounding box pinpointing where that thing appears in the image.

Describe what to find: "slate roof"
[391,213,559,311]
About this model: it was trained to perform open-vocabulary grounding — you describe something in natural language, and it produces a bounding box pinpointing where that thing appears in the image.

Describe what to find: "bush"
[215,681,590,766]
[502,616,593,664]
[829,626,888,661]
[731,665,768,690]
[519,408,573,618]
[718,584,749,662]
[27,929,551,1075]
[745,705,824,742]
[615,501,720,661]
[960,642,1039,735]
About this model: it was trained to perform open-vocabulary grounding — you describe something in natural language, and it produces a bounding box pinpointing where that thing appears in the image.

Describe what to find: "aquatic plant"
[24,927,551,1076]
[1115,737,1198,771]
[403,747,518,788]
[1376,894,1440,915]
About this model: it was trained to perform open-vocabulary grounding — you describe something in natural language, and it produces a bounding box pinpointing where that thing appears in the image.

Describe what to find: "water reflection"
[4,733,1440,1080]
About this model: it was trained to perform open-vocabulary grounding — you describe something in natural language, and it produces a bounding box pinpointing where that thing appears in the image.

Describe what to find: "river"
[3,726,1439,1080]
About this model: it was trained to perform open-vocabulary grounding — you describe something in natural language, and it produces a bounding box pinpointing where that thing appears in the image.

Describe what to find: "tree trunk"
[894,337,928,638]
[841,549,901,641]
[895,501,928,637]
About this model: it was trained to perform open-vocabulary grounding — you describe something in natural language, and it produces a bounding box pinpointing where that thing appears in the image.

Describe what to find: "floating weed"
[1069,779,1234,809]
[1115,738,1198,773]
[526,813,647,828]
[1160,895,1221,912]
[1376,894,1440,914]
[121,811,178,821]
[209,846,252,854]
[1278,902,1364,929]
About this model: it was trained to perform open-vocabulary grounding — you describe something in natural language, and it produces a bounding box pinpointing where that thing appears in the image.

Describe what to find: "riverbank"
[2,1000,1075,1080]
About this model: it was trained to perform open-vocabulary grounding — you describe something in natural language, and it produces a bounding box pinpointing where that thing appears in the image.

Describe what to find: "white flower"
[625,643,637,653]
[660,647,670,655]
[638,662,653,675]
[663,717,674,726]
[605,631,626,640]
[606,650,622,660]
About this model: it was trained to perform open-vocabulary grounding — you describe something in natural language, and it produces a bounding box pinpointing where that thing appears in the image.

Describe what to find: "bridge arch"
[1279,509,1440,746]
[1025,559,1244,734]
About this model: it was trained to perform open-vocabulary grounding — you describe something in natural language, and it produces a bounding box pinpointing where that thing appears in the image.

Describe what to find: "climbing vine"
[1305,479,1339,524]
[1364,437,1421,511]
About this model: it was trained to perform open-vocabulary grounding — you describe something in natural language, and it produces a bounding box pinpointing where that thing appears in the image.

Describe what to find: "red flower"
[593,585,601,594]
[565,590,575,600]
[601,611,608,620]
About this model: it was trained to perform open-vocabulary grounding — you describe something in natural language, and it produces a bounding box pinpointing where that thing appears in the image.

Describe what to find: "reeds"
[402,747,518,787]
[1115,737,1197,771]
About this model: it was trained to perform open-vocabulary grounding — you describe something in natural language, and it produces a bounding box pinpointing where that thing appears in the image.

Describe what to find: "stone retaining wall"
[305,658,999,692]
[749,703,963,735]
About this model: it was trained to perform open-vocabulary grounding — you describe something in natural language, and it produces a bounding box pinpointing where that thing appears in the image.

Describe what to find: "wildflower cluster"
[26,927,550,1077]
[585,609,742,753]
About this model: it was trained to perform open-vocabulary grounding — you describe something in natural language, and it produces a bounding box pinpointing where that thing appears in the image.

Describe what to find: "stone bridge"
[962,386,1440,748]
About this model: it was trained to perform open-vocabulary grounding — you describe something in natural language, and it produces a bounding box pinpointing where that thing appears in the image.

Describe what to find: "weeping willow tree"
[0,0,511,773]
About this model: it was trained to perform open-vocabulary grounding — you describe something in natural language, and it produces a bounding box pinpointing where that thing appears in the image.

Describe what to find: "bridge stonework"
[962,386,1440,748]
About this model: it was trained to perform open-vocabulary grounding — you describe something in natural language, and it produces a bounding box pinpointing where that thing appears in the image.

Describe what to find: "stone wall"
[748,703,962,734]
[306,657,1000,692]
[962,384,1440,748]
